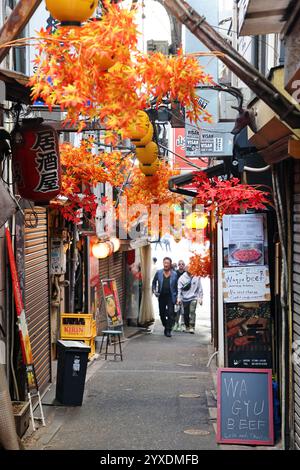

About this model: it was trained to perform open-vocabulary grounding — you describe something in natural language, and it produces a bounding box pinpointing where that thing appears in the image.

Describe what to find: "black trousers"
[158,295,175,331]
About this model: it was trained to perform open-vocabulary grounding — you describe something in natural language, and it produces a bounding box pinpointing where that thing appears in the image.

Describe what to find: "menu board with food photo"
[101,279,123,328]
[225,303,272,369]
[228,242,264,266]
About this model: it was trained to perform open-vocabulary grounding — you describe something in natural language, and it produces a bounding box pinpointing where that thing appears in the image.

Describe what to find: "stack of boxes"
[60,313,96,359]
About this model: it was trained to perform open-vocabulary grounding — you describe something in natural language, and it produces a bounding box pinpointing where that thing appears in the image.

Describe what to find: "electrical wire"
[168,109,235,134]
[157,142,207,170]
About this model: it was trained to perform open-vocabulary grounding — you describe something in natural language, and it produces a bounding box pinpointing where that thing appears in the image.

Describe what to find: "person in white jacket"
[177,267,203,334]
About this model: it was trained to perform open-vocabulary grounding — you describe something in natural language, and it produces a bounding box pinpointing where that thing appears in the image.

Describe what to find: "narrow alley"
[25,294,218,450]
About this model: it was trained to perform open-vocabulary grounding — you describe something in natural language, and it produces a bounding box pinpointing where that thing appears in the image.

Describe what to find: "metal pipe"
[244,165,271,173]
[272,166,288,449]
[206,350,219,368]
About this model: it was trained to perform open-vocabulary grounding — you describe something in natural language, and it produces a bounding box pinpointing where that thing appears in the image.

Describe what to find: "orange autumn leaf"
[28,2,214,137]
[188,251,211,277]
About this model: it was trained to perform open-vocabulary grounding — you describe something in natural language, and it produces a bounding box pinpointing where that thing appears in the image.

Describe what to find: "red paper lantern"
[126,249,135,265]
[11,118,61,204]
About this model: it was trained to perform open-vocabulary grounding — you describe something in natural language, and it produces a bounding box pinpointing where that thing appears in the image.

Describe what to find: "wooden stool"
[99,330,123,361]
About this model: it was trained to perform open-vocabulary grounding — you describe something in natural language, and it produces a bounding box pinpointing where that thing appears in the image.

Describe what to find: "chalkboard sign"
[217,368,274,445]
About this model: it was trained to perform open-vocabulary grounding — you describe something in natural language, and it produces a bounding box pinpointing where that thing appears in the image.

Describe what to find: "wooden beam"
[289,137,300,158]
[0,0,42,63]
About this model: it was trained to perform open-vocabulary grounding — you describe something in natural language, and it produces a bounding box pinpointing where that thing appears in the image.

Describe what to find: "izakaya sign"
[11,118,61,204]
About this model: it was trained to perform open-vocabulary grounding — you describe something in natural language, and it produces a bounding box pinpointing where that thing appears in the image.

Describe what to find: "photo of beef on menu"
[228,242,264,267]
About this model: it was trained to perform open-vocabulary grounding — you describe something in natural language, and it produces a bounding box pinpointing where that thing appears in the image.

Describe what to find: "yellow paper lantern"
[91,241,110,259]
[97,52,117,72]
[127,111,154,147]
[185,212,208,230]
[139,159,159,176]
[45,0,97,26]
[110,237,121,253]
[135,141,159,164]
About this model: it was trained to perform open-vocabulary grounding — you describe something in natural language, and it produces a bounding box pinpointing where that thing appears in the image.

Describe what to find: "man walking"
[152,257,178,337]
[173,260,186,331]
[177,265,203,334]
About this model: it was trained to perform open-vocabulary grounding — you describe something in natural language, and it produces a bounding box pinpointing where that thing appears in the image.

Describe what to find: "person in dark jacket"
[152,257,178,337]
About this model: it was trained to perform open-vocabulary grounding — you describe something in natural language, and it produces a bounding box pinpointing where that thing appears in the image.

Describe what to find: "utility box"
[56,340,90,406]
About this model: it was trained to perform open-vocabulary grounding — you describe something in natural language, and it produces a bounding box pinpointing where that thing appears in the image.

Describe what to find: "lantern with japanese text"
[11,118,61,204]
[45,0,97,27]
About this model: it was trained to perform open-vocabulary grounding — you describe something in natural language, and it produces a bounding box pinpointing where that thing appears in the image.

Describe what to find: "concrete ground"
[23,286,219,451]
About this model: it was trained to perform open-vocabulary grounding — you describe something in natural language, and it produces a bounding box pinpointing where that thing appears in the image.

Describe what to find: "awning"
[0,68,31,104]
[238,0,291,36]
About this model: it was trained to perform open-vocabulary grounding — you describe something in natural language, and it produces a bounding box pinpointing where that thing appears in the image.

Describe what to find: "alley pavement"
[24,308,219,451]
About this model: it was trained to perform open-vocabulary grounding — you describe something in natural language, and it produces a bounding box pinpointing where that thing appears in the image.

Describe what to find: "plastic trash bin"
[56,339,91,406]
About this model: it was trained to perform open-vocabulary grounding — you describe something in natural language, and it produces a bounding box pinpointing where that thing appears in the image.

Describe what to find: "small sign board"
[223,266,271,303]
[101,279,123,328]
[217,368,274,445]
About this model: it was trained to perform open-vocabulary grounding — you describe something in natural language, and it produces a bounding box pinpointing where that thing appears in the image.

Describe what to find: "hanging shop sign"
[223,266,271,303]
[185,126,233,158]
[101,279,123,328]
[224,303,272,368]
[217,368,274,445]
[11,118,61,204]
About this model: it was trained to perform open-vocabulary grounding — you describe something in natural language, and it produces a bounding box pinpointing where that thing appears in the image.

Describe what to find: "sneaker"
[189,327,195,334]
[184,326,190,333]
[173,323,180,332]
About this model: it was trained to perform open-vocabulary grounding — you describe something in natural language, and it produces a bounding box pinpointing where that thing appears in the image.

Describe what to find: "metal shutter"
[293,161,300,449]
[24,207,51,393]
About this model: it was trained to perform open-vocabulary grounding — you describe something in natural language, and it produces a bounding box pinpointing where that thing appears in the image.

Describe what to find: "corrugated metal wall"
[24,207,51,393]
[293,162,300,449]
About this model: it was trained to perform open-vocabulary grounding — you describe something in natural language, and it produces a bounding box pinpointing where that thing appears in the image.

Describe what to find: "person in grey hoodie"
[177,266,203,334]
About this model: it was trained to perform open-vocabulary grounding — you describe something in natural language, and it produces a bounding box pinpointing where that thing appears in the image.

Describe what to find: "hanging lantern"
[185,212,208,230]
[110,237,121,253]
[139,159,159,176]
[127,111,149,140]
[98,52,117,72]
[126,249,135,265]
[92,241,110,259]
[45,0,97,27]
[135,141,158,164]
[127,111,154,147]
[11,118,61,204]
[106,240,115,256]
